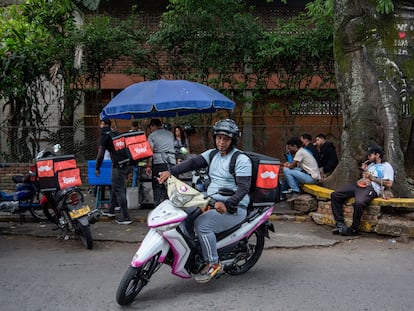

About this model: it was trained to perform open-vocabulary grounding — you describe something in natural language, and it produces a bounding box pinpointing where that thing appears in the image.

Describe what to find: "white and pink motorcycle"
[116,176,275,306]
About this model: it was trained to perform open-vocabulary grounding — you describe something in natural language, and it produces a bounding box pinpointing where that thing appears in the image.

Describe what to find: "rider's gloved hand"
[224,201,237,214]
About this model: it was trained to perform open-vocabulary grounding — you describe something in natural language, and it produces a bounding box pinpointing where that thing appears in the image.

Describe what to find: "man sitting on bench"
[331,145,394,236]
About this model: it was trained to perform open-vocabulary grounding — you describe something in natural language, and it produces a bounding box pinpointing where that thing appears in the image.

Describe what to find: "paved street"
[0,198,355,248]
[1,197,414,310]
[1,233,413,311]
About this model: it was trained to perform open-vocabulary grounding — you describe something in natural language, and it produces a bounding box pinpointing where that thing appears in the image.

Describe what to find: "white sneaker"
[116,218,132,225]
[102,212,116,217]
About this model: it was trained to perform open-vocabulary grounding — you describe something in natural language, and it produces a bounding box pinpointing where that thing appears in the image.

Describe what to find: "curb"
[269,215,308,222]
[0,213,308,224]
[96,214,308,223]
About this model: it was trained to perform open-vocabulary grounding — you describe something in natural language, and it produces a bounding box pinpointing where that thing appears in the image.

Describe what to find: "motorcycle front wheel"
[76,222,93,250]
[116,254,161,306]
[227,226,265,275]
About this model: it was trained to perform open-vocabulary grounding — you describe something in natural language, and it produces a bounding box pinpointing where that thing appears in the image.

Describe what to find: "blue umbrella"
[100,79,235,120]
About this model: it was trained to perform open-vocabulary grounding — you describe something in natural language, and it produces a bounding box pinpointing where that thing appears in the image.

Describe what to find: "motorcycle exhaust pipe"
[88,209,102,224]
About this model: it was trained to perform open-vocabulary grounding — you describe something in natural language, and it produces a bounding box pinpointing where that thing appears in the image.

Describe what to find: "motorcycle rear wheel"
[76,223,93,250]
[42,202,60,224]
[227,227,265,275]
[116,255,161,306]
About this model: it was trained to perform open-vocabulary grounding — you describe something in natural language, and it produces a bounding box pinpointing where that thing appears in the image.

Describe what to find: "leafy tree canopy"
[149,0,264,81]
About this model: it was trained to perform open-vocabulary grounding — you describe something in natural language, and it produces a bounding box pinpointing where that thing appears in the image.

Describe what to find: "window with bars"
[290,99,341,116]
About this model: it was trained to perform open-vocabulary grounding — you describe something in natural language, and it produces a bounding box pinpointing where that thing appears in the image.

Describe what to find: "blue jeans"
[195,207,247,264]
[283,167,317,193]
[131,165,140,187]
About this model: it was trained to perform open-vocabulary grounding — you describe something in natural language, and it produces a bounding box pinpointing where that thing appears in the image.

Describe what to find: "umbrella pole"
[113,119,119,132]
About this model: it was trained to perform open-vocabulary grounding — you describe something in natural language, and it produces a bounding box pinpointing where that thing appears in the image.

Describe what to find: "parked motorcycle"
[0,167,47,222]
[36,145,101,249]
[116,176,274,306]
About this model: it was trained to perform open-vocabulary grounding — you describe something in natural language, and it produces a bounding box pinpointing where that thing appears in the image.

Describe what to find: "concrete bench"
[302,184,414,209]
[301,184,414,237]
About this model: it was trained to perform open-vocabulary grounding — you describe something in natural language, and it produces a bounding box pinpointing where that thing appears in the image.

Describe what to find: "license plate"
[69,205,91,219]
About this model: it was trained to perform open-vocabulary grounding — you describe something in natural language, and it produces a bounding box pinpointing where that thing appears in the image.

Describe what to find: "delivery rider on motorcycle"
[158,119,252,283]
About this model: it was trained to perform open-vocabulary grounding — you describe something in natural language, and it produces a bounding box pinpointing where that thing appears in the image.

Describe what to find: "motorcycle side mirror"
[53,144,62,153]
[217,188,235,196]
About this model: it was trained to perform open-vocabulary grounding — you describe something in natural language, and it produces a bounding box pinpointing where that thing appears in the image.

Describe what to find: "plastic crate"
[88,160,112,185]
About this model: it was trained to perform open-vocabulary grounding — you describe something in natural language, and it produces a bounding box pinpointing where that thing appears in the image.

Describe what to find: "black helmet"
[184,124,195,135]
[212,119,240,147]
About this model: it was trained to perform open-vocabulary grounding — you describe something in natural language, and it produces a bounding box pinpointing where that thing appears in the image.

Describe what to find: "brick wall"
[308,199,382,233]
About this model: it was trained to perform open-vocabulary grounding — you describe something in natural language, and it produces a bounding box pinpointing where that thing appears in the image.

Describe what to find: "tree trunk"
[325,0,414,197]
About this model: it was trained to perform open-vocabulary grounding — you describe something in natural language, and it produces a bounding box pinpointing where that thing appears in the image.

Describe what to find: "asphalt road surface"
[0,235,413,311]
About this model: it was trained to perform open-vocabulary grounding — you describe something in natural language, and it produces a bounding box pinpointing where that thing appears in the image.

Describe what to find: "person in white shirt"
[283,137,321,201]
[331,145,394,236]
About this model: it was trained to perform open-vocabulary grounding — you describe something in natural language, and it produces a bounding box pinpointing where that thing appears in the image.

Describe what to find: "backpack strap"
[229,150,242,183]
[208,149,219,165]
[106,130,118,138]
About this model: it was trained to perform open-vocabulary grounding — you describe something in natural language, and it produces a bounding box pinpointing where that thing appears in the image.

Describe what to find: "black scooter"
[37,145,102,249]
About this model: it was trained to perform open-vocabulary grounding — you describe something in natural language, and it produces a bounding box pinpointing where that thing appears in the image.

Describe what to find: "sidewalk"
[0,193,355,248]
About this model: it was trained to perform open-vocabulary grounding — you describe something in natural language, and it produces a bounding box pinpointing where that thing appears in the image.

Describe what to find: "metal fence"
[0,123,343,165]
[0,125,100,164]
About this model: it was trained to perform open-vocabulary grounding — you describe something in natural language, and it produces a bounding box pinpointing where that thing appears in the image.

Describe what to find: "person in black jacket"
[315,134,338,177]
[300,133,319,161]
[95,119,132,225]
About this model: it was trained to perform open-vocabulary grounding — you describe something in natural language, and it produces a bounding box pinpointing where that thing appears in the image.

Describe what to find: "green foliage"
[276,0,393,15]
[0,0,80,160]
[376,0,394,14]
[149,0,263,81]
[75,14,143,89]
[145,0,338,132]
[256,0,335,109]
[118,10,161,80]
[1,3,52,98]
[80,0,100,11]
[146,0,270,145]
[306,0,333,22]
[0,0,339,158]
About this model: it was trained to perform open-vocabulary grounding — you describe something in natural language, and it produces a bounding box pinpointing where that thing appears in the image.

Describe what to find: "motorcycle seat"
[215,205,270,241]
[215,223,243,241]
[12,174,31,184]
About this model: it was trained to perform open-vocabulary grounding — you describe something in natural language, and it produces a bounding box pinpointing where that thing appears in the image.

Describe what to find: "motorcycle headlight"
[169,186,194,207]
